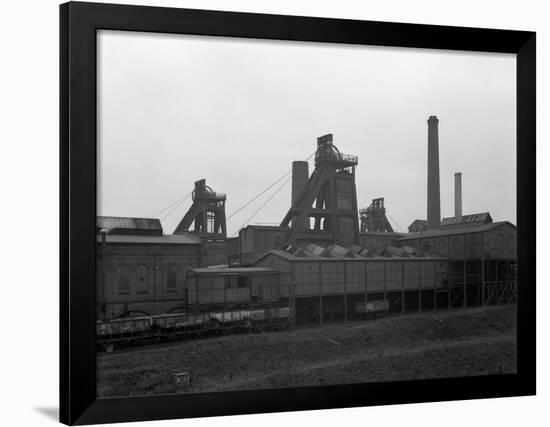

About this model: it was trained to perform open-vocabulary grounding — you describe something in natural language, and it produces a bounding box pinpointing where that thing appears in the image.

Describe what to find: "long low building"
[180,215,518,325]
[181,242,450,325]
[252,243,449,323]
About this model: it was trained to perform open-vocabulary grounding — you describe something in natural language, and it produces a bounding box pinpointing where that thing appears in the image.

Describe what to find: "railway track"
[97,320,292,354]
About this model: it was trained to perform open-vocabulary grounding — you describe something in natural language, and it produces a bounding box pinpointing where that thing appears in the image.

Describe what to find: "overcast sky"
[97,30,516,236]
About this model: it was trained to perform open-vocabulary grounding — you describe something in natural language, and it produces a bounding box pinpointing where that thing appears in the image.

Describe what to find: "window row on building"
[113,263,185,296]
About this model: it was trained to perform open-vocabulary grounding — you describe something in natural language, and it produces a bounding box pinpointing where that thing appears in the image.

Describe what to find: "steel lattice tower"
[280,134,360,246]
[360,198,394,232]
[173,179,227,238]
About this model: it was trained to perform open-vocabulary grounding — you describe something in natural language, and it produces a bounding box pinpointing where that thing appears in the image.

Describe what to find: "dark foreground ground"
[97,304,516,397]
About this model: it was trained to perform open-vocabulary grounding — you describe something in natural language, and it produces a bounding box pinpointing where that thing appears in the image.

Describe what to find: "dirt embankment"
[97,304,517,397]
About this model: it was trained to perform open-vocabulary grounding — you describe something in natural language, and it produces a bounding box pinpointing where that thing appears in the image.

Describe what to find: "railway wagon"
[96,316,152,342]
[151,312,211,331]
[354,299,389,317]
[209,306,290,325]
[96,305,291,349]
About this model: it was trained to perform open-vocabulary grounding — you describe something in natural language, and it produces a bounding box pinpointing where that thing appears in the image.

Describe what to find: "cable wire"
[227,151,316,221]
[226,171,291,220]
[235,176,292,234]
[159,192,192,222]
[153,190,193,218]
[387,213,403,232]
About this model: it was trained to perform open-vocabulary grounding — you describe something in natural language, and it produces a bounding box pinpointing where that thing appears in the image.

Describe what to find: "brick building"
[96,217,201,320]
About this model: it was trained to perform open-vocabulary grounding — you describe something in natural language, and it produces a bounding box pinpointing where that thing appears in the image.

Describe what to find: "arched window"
[118,265,130,296]
[137,264,148,295]
[167,264,177,292]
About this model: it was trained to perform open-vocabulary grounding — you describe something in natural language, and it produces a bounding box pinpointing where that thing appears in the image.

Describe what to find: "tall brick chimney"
[454,172,462,217]
[427,115,441,229]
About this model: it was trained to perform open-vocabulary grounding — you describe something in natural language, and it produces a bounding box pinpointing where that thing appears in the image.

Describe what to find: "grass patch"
[97,304,516,397]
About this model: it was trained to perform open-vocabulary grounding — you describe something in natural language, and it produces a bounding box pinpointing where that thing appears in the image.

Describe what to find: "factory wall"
[255,254,450,297]
[97,243,200,320]
[255,253,451,321]
[397,223,517,260]
[239,226,288,265]
[200,240,227,266]
[481,224,517,260]
[359,232,405,251]
[187,274,284,308]
[225,237,240,266]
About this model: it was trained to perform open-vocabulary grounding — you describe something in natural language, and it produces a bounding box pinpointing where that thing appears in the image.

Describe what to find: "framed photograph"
[60,1,536,425]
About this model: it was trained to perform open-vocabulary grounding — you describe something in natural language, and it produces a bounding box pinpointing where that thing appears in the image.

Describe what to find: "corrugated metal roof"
[242,225,289,231]
[440,212,492,228]
[398,221,515,240]
[97,233,201,245]
[409,219,428,226]
[325,244,353,258]
[97,216,162,233]
[383,246,408,257]
[304,243,325,256]
[359,232,407,237]
[188,267,278,275]
[259,248,443,262]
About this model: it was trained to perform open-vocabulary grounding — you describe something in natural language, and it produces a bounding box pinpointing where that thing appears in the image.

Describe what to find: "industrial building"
[396,214,517,307]
[254,244,449,325]
[96,115,517,324]
[96,217,201,319]
[96,179,230,320]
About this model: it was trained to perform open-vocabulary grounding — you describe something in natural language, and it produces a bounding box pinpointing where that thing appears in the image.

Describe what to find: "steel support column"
[364,261,368,315]
[463,237,467,308]
[433,262,438,310]
[383,262,387,302]
[481,259,486,306]
[401,262,405,314]
[319,261,323,325]
[344,262,348,322]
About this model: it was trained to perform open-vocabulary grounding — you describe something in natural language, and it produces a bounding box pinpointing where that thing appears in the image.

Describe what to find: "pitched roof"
[398,221,515,240]
[96,233,201,245]
[409,219,428,226]
[97,216,163,235]
[439,212,492,228]
[188,267,278,275]
[242,225,289,231]
[359,232,406,237]
[256,246,444,263]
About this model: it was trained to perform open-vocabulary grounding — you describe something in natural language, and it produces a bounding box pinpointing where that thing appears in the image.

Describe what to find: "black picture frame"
[60,1,536,425]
